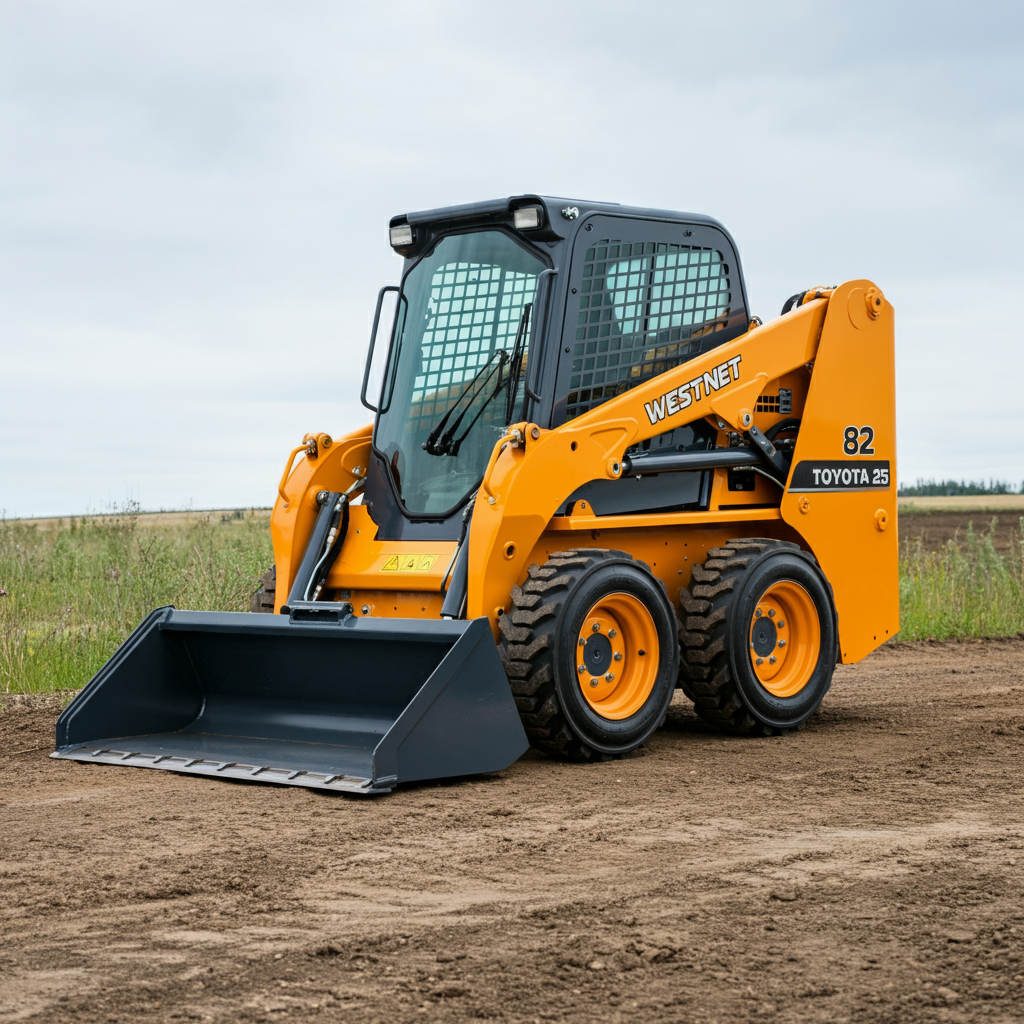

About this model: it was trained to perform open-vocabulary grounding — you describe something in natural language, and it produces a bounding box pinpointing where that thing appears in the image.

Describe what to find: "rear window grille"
[566,240,731,420]
[756,395,780,413]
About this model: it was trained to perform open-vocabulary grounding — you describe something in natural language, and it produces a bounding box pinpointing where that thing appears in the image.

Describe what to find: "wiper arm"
[421,303,534,458]
[504,303,532,424]
[422,349,508,456]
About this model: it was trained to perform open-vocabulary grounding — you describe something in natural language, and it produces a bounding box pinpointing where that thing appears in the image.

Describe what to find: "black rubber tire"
[499,548,680,761]
[250,565,276,614]
[680,538,837,735]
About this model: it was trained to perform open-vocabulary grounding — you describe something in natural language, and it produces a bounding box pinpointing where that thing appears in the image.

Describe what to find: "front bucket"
[52,607,528,794]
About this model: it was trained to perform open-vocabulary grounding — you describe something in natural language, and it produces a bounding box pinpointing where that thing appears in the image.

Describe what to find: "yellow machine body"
[271,280,898,664]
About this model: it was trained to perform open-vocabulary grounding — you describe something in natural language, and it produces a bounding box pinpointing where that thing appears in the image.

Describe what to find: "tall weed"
[0,504,272,693]
[898,517,1024,639]
[4,505,1022,693]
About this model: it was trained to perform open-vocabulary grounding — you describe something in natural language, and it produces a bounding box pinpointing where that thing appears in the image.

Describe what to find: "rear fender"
[779,281,898,661]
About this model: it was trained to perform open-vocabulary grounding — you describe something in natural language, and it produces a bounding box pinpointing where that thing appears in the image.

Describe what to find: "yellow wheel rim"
[575,592,659,720]
[748,580,820,698]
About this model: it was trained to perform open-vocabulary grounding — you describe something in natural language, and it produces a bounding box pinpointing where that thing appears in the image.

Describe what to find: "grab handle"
[277,441,314,505]
[361,285,400,411]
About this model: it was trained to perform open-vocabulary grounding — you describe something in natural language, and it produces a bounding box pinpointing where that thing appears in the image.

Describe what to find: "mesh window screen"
[566,240,731,420]
[410,262,536,419]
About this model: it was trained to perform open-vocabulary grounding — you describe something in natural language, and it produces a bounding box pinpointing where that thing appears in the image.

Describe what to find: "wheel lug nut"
[768,608,775,618]
[608,629,617,638]
[578,637,585,646]
[755,608,762,618]
[777,621,785,628]
[755,658,764,666]
[604,672,614,682]
[589,678,599,687]
[578,664,586,674]
[613,652,622,661]
[591,622,601,632]
[769,655,777,664]
[778,639,786,647]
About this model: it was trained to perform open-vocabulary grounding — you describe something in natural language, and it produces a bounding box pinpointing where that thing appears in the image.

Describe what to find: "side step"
[52,607,529,794]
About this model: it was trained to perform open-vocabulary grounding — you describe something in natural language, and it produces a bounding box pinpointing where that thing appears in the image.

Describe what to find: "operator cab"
[360,195,749,539]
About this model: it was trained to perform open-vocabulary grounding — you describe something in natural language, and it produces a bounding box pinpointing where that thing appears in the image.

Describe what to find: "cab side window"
[564,237,734,421]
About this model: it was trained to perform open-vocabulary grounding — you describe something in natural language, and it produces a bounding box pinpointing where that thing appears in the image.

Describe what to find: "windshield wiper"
[421,304,534,458]
[421,349,508,457]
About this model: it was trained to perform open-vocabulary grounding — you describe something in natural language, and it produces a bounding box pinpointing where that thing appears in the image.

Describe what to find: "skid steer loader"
[53,195,898,794]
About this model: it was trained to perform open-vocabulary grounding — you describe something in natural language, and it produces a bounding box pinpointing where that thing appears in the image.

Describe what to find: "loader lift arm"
[468,280,897,665]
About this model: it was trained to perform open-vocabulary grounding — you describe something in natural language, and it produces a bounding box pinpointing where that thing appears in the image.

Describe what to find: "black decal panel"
[790,460,891,492]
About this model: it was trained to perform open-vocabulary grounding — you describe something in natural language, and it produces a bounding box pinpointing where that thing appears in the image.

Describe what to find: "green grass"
[898,518,1024,640]
[2,505,1022,694]
[0,503,273,694]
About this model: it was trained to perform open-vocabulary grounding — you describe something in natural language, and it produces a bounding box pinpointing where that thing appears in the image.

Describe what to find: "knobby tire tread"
[499,548,670,762]
[679,538,801,736]
[250,566,276,614]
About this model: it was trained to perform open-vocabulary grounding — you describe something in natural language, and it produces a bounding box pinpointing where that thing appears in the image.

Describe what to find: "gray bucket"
[52,605,528,794]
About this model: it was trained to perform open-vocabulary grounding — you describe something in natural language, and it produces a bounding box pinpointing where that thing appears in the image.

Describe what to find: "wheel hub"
[575,592,659,720]
[748,580,820,698]
[751,616,777,656]
[583,633,613,675]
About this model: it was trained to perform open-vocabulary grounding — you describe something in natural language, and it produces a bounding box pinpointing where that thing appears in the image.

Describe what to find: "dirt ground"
[899,510,1023,555]
[2,640,1023,1024]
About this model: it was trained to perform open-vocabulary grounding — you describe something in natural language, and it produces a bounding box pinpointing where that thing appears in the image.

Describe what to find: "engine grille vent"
[755,388,792,415]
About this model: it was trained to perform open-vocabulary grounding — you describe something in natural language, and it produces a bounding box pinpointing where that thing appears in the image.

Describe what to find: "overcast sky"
[2,0,1022,518]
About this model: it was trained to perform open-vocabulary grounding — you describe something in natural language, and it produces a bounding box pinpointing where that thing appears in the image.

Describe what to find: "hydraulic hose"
[440,494,476,620]
[765,417,801,442]
[303,477,364,602]
[305,499,349,602]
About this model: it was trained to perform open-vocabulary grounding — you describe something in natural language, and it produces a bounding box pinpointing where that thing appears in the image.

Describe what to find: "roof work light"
[513,206,544,231]
[389,224,414,249]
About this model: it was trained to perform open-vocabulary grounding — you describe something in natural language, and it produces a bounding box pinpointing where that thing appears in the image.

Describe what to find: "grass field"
[0,503,273,694]
[899,515,1024,640]
[2,504,1023,694]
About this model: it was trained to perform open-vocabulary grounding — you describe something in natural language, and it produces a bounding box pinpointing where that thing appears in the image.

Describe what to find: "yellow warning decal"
[380,554,440,573]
